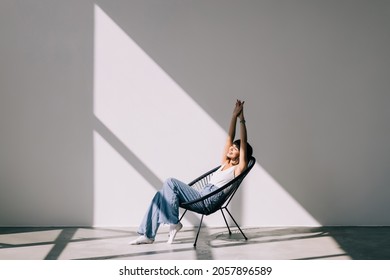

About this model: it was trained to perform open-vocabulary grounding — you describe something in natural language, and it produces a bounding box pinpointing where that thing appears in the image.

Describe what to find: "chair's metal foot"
[193,215,204,247]
[224,208,248,240]
[220,209,232,235]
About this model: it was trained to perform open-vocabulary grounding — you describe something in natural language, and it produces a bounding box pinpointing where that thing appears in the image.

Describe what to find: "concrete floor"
[0,226,389,260]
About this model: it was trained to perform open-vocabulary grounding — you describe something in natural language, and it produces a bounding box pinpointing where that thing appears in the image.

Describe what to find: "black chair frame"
[179,156,256,247]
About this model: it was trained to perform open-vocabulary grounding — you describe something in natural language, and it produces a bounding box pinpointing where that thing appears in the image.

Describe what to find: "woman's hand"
[233,99,245,118]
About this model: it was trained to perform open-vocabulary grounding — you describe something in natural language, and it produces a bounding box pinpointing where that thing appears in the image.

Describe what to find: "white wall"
[1,0,389,226]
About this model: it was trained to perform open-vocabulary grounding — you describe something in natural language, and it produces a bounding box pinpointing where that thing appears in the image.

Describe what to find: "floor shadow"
[323,227,390,260]
[44,228,78,260]
[74,246,196,260]
[209,227,329,248]
[0,226,224,260]
[0,227,132,256]
[208,226,390,260]
[2,226,390,260]
[0,227,62,235]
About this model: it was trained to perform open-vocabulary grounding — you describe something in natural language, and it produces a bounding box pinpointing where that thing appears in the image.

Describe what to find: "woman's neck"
[224,159,238,169]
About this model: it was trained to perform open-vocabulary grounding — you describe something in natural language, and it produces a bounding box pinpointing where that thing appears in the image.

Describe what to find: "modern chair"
[179,156,256,247]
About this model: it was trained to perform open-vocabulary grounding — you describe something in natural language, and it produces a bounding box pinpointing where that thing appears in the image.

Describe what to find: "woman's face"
[227,144,240,160]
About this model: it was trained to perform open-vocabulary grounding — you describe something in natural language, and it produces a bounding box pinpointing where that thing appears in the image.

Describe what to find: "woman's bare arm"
[235,104,248,175]
[221,100,244,164]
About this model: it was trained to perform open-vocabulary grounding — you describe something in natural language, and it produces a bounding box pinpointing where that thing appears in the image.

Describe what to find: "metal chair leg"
[179,209,187,222]
[193,214,204,247]
[220,209,232,235]
[224,208,248,240]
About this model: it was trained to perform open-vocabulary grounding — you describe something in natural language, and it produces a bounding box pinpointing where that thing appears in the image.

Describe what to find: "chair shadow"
[209,226,329,247]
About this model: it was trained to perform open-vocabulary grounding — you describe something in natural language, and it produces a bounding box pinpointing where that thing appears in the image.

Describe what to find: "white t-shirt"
[208,164,236,188]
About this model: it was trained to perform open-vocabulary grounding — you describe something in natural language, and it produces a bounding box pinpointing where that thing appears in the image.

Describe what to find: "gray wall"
[0,1,94,225]
[1,0,389,226]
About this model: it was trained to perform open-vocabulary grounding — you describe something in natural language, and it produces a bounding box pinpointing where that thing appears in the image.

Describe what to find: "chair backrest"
[182,156,256,215]
[208,156,256,213]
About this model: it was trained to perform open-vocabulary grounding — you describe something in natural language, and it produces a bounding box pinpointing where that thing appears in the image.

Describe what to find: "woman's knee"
[162,177,179,191]
[164,177,178,186]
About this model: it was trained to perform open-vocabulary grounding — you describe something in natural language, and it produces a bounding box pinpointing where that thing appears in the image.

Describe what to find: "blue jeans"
[137,178,219,239]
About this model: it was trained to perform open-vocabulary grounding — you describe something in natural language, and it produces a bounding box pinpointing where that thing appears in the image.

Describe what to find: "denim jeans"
[137,178,219,239]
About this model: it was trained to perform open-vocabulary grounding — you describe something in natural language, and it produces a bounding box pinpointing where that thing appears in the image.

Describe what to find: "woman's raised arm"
[221,100,244,164]
[236,103,248,175]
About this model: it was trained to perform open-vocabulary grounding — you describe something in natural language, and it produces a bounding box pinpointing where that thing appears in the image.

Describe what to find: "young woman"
[129,100,253,245]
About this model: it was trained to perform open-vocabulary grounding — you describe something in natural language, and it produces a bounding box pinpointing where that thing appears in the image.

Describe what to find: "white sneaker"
[167,222,183,244]
[129,235,154,245]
